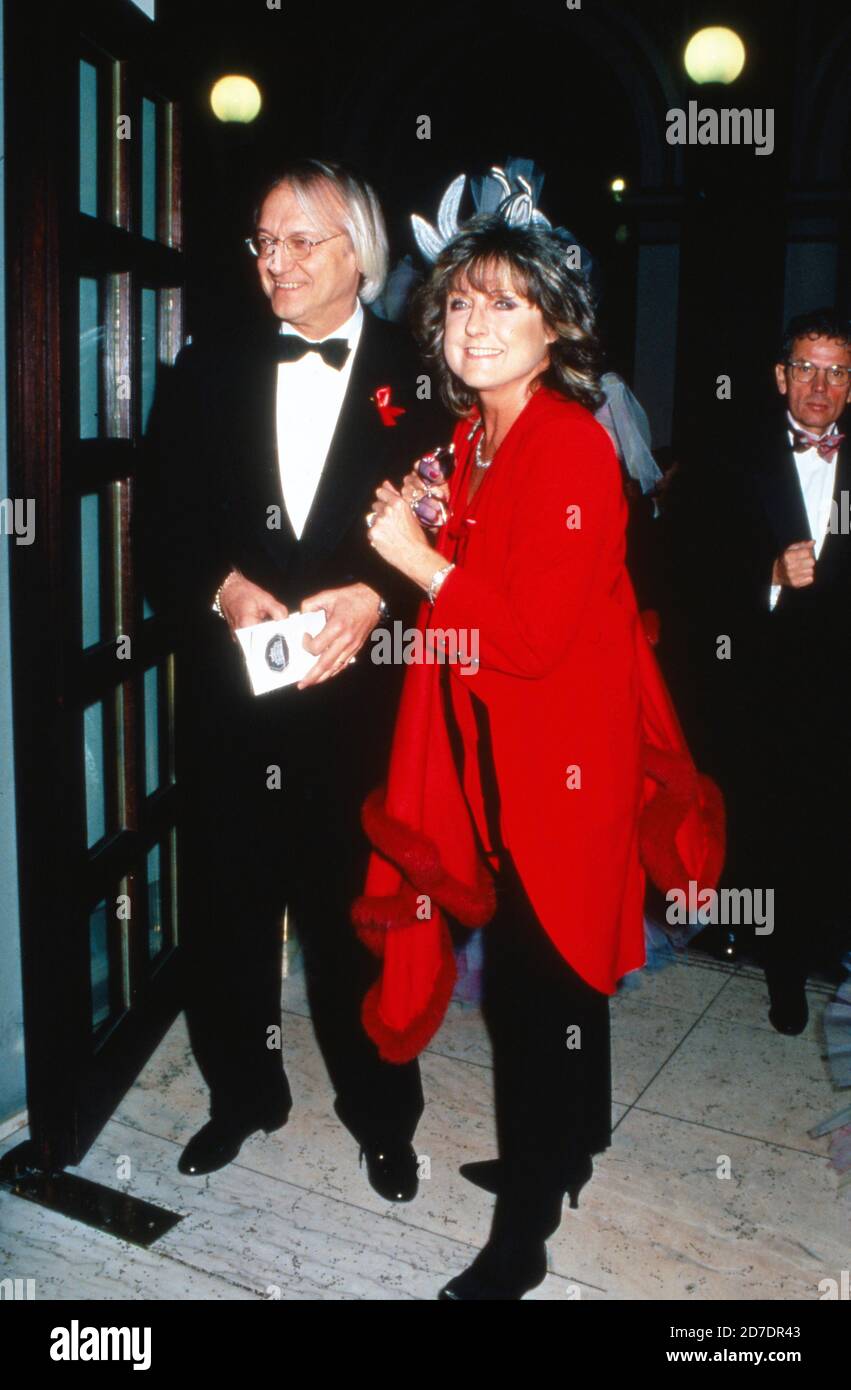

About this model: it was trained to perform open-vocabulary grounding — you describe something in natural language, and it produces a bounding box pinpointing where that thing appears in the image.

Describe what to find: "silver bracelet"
[427,563,455,605]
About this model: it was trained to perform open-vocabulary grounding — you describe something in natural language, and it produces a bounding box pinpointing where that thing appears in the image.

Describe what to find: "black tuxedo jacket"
[142,310,444,619]
[745,415,851,650]
[741,416,851,790]
[662,409,850,812]
[140,309,448,788]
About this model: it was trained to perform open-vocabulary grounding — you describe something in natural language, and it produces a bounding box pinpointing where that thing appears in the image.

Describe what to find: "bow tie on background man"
[790,426,845,460]
[272,335,350,371]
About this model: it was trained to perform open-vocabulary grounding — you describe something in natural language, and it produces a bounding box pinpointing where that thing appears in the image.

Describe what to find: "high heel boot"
[459,1153,594,1209]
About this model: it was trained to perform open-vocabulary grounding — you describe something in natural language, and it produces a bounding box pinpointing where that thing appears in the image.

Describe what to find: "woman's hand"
[369,480,447,593]
[400,469,451,513]
[401,469,451,533]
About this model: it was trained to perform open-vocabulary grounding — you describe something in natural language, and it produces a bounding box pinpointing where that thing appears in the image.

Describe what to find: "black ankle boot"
[438,1238,548,1301]
[438,1193,559,1301]
[766,970,808,1035]
[459,1153,594,1209]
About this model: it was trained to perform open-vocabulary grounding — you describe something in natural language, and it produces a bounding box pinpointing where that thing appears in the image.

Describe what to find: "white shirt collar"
[278,300,364,347]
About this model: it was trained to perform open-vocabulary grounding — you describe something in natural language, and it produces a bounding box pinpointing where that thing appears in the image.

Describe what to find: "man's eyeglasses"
[245,232,344,261]
[786,360,851,387]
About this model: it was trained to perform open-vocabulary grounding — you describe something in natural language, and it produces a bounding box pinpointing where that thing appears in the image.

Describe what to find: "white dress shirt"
[769,415,839,610]
[275,303,364,539]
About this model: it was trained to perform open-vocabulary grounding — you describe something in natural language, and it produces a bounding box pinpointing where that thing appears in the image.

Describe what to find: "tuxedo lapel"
[754,422,812,551]
[229,320,298,556]
[813,441,850,583]
[296,314,396,562]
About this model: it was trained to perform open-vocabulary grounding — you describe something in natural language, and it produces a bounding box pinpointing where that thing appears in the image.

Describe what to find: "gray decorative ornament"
[410,164,554,264]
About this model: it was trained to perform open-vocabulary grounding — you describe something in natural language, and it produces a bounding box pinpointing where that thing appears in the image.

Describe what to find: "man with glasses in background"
[729,310,851,1034]
[143,159,441,1193]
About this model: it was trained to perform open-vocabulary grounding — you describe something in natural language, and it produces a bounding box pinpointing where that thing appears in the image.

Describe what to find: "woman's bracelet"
[427,563,455,606]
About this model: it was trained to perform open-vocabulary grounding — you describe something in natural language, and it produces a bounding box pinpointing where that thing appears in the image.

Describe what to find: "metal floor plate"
[0,1141,183,1247]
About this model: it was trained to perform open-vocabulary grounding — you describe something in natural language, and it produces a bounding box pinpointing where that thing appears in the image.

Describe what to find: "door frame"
[6,0,185,1169]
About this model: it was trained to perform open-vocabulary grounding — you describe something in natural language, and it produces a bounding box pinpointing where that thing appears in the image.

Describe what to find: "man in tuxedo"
[142,159,443,1192]
[742,310,851,1032]
[679,309,851,1033]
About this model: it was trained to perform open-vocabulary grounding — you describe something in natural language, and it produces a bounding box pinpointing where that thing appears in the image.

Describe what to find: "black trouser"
[179,689,423,1149]
[480,851,612,1240]
[747,814,849,989]
[736,687,850,988]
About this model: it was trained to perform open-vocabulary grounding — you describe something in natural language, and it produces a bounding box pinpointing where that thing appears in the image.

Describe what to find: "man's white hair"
[260,159,388,304]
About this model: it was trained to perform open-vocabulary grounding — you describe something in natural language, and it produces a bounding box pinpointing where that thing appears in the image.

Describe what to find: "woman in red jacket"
[361,218,712,1300]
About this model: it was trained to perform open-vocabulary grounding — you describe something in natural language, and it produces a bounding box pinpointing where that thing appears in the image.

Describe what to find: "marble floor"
[1,952,847,1300]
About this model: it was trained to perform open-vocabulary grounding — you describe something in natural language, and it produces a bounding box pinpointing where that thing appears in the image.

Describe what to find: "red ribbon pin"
[372,386,406,428]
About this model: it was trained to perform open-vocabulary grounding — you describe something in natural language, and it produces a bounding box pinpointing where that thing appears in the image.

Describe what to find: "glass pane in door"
[140,288,157,431]
[84,687,127,847]
[89,889,130,1034]
[143,665,160,796]
[89,898,110,1029]
[147,842,163,960]
[84,701,106,846]
[141,97,157,240]
[80,493,101,648]
[79,277,101,438]
[79,60,98,217]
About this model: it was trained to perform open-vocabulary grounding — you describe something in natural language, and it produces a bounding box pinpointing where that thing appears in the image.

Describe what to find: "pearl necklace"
[475,434,493,469]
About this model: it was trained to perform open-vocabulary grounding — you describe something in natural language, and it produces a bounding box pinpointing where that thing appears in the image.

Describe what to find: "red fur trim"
[361,787,496,928]
[640,771,726,896]
[639,805,689,895]
[352,889,417,933]
[643,742,698,798]
[360,920,458,1063]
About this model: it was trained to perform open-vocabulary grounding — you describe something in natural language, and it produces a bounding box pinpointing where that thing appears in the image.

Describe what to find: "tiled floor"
[1,953,847,1300]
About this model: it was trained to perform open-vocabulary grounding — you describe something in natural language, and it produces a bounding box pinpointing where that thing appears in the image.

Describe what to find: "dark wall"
[156,0,851,452]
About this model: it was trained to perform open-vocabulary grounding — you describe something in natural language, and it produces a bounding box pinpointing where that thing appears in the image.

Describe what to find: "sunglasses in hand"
[411,444,456,528]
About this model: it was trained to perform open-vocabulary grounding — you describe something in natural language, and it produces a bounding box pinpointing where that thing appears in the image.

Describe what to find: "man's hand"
[772,541,816,590]
[298,583,381,688]
[219,571,288,636]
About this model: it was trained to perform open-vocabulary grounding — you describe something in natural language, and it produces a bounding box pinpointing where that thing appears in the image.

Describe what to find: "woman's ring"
[366,511,376,529]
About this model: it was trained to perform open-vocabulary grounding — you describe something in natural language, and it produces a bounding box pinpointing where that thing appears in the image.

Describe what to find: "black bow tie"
[273,335,350,371]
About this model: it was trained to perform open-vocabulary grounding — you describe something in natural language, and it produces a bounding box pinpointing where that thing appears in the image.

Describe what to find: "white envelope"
[234,611,327,695]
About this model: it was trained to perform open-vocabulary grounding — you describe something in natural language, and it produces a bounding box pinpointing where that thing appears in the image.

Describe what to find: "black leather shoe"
[178,1108,290,1176]
[359,1143,419,1202]
[768,1000,809,1035]
[767,975,809,1036]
